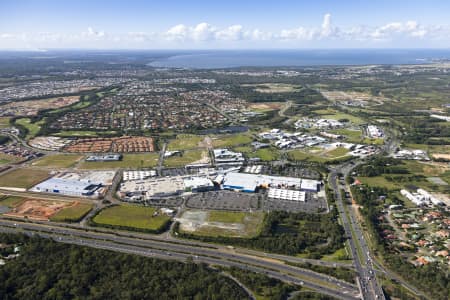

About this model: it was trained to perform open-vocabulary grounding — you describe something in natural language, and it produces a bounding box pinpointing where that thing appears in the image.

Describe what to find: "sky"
[0,0,449,50]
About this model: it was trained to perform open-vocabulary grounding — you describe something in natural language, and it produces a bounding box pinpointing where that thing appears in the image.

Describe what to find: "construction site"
[63,136,155,153]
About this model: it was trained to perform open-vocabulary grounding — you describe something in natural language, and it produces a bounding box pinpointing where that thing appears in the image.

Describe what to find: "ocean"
[148,49,450,69]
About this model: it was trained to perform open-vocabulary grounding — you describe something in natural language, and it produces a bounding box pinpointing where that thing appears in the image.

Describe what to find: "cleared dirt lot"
[178,210,264,238]
[3,199,81,221]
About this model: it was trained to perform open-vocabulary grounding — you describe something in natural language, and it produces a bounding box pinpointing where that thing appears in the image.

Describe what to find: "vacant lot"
[243,83,301,93]
[0,168,49,189]
[0,195,25,207]
[32,154,83,168]
[50,202,93,222]
[164,150,204,167]
[358,176,400,190]
[3,198,73,221]
[93,205,170,232]
[167,134,204,150]
[247,102,284,112]
[179,210,264,238]
[79,153,159,169]
[248,148,280,161]
[211,134,253,148]
[0,153,23,165]
[288,147,351,163]
[0,117,10,128]
[329,129,362,143]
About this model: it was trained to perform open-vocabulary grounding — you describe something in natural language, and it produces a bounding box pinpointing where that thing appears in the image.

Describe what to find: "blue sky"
[1,0,449,49]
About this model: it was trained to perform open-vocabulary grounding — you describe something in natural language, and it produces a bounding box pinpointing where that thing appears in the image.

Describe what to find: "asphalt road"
[0,219,360,300]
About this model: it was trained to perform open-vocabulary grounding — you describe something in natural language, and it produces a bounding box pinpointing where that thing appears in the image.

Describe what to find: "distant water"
[148,49,450,69]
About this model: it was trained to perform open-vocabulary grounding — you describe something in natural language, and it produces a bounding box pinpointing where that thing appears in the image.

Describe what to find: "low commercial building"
[222,172,320,193]
[214,148,245,166]
[268,188,306,201]
[32,178,102,197]
[123,170,157,181]
[183,177,214,192]
[85,154,122,162]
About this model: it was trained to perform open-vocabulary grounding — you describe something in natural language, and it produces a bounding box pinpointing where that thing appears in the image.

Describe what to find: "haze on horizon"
[1,0,450,50]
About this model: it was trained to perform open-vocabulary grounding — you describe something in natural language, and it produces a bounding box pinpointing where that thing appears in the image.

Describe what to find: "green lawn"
[329,129,362,143]
[15,118,45,139]
[0,168,49,189]
[32,154,83,168]
[211,133,253,148]
[163,150,204,167]
[325,147,349,158]
[0,195,25,208]
[248,148,280,161]
[362,137,384,145]
[314,109,365,124]
[50,202,93,222]
[167,134,204,150]
[93,205,170,232]
[0,117,10,129]
[358,176,401,190]
[79,153,159,169]
[321,247,352,262]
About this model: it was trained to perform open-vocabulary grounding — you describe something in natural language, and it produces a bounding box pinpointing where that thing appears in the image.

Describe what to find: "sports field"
[79,153,159,169]
[0,168,49,189]
[93,205,171,232]
[32,154,84,168]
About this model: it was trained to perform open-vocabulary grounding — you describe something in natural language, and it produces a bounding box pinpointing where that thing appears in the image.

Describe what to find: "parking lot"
[262,192,328,213]
[141,197,184,207]
[186,190,260,211]
[265,164,321,180]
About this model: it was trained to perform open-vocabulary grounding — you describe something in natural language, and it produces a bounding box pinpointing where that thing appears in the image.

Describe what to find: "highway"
[330,162,385,300]
[0,218,360,300]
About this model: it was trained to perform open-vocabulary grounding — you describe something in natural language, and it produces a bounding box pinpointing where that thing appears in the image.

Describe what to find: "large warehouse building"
[32,178,102,197]
[222,172,320,193]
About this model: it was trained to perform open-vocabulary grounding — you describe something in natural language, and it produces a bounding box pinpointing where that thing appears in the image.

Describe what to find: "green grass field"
[329,129,362,143]
[0,168,49,189]
[314,109,365,124]
[0,117,10,129]
[93,205,170,231]
[163,150,204,167]
[358,176,401,190]
[0,153,23,165]
[248,148,280,161]
[53,130,117,137]
[15,118,45,139]
[325,147,349,158]
[32,154,83,168]
[211,134,253,148]
[0,195,25,208]
[79,153,159,169]
[288,148,351,163]
[50,202,93,222]
[167,134,204,150]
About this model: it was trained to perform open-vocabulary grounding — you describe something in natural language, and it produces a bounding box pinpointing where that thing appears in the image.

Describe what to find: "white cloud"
[1,14,449,49]
[215,25,244,41]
